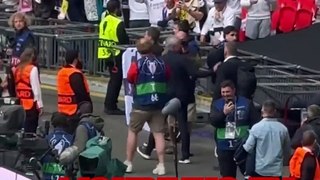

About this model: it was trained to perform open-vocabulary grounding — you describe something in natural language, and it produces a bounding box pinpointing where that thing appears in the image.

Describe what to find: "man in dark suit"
[163,36,213,163]
[213,41,242,100]
[207,26,238,84]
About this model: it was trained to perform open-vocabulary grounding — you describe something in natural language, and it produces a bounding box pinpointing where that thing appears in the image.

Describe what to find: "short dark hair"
[147,27,161,43]
[223,26,238,38]
[107,0,120,13]
[302,130,317,146]
[51,112,68,128]
[225,41,238,56]
[65,50,79,65]
[262,100,277,114]
[178,20,190,34]
[220,80,235,89]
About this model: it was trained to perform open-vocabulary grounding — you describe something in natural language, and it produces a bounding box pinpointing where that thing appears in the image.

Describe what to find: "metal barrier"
[0,12,13,19]
[238,49,320,107]
[0,18,98,72]
[51,28,184,76]
[254,65,320,107]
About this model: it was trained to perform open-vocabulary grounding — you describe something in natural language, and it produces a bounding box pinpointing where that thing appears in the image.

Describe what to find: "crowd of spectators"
[2,0,318,41]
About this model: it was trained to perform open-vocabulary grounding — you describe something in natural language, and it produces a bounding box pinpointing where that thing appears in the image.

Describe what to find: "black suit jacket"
[163,51,213,104]
[213,56,242,100]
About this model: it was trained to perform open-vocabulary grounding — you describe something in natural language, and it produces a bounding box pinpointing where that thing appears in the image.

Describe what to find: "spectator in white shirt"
[136,0,165,26]
[157,0,177,28]
[129,0,150,28]
[207,0,241,13]
[228,0,241,15]
[200,0,236,45]
[240,0,276,40]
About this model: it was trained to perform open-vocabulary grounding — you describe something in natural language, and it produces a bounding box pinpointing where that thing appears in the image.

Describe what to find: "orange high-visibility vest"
[57,67,89,116]
[289,147,320,179]
[15,64,35,110]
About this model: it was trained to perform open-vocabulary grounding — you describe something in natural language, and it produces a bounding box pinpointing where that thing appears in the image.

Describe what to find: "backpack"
[78,114,104,139]
[237,62,257,99]
[78,136,127,178]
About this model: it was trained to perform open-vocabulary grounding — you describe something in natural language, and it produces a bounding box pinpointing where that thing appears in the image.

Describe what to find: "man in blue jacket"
[210,80,259,178]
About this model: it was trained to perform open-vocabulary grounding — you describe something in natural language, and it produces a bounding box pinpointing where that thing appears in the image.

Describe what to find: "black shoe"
[136,146,151,159]
[165,147,173,154]
[104,108,125,115]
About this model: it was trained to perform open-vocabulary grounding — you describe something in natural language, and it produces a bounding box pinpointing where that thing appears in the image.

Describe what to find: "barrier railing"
[0,16,319,109]
[238,49,320,107]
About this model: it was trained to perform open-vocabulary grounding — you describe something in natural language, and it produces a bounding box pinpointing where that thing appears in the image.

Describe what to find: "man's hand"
[211,36,221,46]
[38,107,43,116]
[223,102,235,115]
[59,146,79,165]
[200,35,206,44]
[177,2,189,12]
[213,62,221,72]
[6,48,12,56]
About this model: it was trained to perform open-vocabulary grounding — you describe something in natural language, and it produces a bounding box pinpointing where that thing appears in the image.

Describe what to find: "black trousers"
[217,149,246,178]
[122,8,130,28]
[129,20,150,28]
[24,104,39,133]
[146,133,156,155]
[177,102,191,159]
[104,55,123,110]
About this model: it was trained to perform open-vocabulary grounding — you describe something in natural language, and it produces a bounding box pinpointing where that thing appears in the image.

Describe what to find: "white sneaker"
[123,160,133,173]
[152,163,166,175]
[178,159,191,164]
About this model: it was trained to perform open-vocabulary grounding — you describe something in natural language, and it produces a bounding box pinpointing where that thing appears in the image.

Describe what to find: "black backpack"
[237,62,257,99]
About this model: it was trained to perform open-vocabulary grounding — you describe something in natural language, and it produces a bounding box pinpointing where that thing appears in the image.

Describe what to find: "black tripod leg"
[172,126,178,178]
[168,115,178,178]
[32,169,41,180]
[13,153,22,169]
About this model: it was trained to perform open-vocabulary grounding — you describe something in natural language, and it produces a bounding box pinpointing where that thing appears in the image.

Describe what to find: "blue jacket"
[12,30,33,58]
[210,96,257,150]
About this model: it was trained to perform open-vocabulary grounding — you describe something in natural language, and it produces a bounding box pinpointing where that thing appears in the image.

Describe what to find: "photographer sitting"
[59,102,104,165]
[42,112,73,180]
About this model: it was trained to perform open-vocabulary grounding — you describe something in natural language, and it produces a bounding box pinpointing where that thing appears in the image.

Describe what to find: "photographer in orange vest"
[290,130,320,180]
[14,48,43,133]
[57,50,92,119]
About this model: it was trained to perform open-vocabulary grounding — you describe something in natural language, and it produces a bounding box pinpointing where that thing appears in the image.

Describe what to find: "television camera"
[0,99,49,177]
[0,98,77,180]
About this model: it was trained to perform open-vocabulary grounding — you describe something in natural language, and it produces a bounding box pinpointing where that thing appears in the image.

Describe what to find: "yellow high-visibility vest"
[98,14,121,59]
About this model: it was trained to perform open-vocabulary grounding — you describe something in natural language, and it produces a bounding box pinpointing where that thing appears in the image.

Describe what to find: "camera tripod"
[167,115,179,178]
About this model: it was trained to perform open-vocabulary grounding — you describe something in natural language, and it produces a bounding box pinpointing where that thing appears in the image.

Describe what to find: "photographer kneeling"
[59,102,104,165]
[41,102,103,180]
